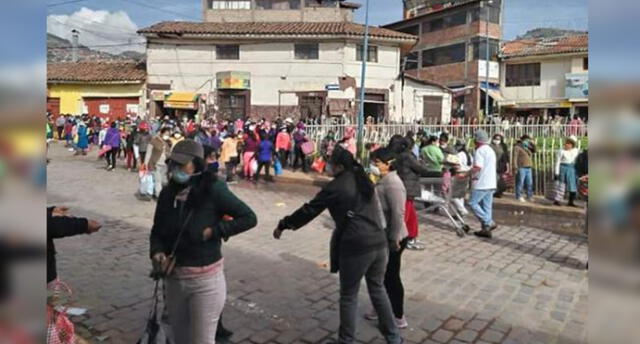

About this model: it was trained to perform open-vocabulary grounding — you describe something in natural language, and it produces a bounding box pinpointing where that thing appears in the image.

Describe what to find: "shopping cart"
[415,173,471,237]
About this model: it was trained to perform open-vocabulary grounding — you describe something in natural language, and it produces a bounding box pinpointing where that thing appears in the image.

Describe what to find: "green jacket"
[420,144,444,172]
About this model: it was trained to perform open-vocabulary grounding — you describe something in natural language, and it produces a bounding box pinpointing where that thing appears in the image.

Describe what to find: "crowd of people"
[46,111,588,344]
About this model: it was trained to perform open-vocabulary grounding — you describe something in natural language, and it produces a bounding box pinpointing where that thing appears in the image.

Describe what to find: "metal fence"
[303,123,587,197]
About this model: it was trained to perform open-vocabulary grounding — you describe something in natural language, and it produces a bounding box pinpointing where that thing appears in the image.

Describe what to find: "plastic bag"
[139,172,154,196]
[137,281,173,344]
[301,141,315,155]
[274,159,283,176]
[311,157,326,173]
[250,159,258,174]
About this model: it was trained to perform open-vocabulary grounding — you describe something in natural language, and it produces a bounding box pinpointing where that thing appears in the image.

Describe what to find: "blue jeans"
[469,189,495,227]
[516,167,533,199]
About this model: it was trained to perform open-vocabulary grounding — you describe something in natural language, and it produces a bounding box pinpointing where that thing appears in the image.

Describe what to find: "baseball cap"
[168,139,204,165]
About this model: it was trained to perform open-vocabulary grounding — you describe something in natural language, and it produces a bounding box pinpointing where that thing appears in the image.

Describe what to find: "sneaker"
[395,316,409,329]
[364,311,378,321]
[518,197,526,203]
[406,240,425,251]
[474,229,493,239]
[488,223,498,231]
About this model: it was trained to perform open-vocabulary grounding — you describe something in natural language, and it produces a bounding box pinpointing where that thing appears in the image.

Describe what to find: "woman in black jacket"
[149,139,257,344]
[388,135,431,251]
[273,145,402,344]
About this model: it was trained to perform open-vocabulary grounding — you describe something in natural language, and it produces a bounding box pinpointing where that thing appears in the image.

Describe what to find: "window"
[295,43,319,60]
[471,38,499,61]
[356,44,378,63]
[306,0,337,7]
[210,0,251,9]
[505,63,541,87]
[255,0,300,9]
[421,9,468,33]
[403,51,419,70]
[583,57,588,70]
[470,4,500,23]
[216,45,239,60]
[422,43,466,67]
[398,25,419,36]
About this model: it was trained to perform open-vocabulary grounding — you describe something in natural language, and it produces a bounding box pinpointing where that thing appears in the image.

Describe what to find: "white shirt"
[555,148,580,175]
[457,151,473,172]
[472,144,497,190]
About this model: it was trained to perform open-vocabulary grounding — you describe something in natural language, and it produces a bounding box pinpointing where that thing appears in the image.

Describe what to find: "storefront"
[216,71,251,121]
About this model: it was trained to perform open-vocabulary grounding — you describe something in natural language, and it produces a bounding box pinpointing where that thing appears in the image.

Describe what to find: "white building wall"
[392,79,452,123]
[500,54,587,102]
[146,39,404,113]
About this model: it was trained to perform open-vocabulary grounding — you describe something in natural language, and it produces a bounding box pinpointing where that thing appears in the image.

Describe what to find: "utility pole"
[484,0,492,119]
[357,0,370,159]
[71,29,79,63]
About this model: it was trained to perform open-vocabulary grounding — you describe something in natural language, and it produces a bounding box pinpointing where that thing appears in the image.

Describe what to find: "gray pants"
[339,248,402,344]
[166,269,227,344]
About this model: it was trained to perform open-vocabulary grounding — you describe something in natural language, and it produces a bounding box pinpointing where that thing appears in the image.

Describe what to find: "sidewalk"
[274,169,587,236]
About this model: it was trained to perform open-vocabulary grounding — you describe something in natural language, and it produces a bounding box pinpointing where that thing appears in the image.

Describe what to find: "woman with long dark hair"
[149,139,257,344]
[273,145,402,344]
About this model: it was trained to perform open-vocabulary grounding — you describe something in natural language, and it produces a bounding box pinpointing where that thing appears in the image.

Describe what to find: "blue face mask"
[208,162,219,172]
[171,169,192,184]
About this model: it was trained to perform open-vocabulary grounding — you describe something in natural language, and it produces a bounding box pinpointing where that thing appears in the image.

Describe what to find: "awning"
[450,86,474,96]
[481,87,504,102]
[164,92,198,110]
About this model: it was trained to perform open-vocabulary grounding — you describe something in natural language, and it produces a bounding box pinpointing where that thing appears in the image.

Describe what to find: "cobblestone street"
[47,144,588,344]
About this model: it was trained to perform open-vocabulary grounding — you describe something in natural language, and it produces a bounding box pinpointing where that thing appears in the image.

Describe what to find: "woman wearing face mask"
[273,145,403,344]
[144,127,172,200]
[366,148,410,329]
[513,135,535,202]
[149,139,257,344]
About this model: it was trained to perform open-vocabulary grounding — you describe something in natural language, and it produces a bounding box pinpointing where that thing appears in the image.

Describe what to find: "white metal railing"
[302,122,587,196]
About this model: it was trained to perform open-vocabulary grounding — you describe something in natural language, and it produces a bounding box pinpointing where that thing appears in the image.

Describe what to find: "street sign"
[325,84,340,91]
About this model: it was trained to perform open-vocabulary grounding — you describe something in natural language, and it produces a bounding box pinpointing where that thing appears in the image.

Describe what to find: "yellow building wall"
[47,83,143,115]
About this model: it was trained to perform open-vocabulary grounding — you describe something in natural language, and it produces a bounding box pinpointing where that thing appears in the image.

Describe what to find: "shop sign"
[216,71,250,89]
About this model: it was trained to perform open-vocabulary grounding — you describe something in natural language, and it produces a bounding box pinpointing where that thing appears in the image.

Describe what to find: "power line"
[47,42,145,49]
[112,0,200,20]
[47,0,90,7]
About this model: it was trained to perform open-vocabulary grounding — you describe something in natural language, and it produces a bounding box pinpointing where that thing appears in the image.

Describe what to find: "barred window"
[295,43,319,60]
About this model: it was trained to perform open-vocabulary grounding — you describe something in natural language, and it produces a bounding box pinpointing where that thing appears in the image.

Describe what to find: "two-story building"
[384,0,502,121]
[138,0,452,123]
[499,34,589,120]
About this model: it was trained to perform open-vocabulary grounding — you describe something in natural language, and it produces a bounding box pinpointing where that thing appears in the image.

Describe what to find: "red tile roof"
[501,34,588,58]
[138,21,417,41]
[48,61,146,83]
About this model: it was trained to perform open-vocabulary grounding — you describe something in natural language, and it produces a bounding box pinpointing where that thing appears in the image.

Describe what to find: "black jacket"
[394,151,432,199]
[47,207,89,283]
[150,179,257,267]
[280,170,387,273]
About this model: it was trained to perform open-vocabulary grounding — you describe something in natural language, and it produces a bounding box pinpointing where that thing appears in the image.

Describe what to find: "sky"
[45,0,588,54]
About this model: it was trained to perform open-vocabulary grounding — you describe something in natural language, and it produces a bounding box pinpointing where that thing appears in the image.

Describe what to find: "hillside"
[516,28,587,40]
[47,33,145,63]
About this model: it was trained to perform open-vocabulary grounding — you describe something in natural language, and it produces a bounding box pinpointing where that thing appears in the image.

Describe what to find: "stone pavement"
[47,143,588,344]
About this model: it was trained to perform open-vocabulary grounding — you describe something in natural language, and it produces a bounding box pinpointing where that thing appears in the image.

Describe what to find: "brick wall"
[469,21,501,39]
[414,62,468,86]
[251,105,299,121]
[420,25,471,47]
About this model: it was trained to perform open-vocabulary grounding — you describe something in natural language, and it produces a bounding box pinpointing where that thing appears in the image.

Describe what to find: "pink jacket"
[275,132,291,151]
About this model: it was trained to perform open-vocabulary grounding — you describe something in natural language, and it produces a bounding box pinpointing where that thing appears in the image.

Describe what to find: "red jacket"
[275,132,291,151]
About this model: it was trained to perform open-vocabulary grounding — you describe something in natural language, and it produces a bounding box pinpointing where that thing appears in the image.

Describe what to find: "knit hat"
[474,129,490,144]
[168,139,204,164]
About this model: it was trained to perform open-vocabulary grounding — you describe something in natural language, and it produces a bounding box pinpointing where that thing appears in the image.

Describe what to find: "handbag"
[545,181,566,202]
[137,281,173,344]
[301,140,315,155]
[151,209,194,279]
[139,172,154,196]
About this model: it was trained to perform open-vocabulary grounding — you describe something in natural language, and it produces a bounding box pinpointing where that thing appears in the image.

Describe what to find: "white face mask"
[162,135,170,140]
[492,139,501,145]
[369,164,381,177]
